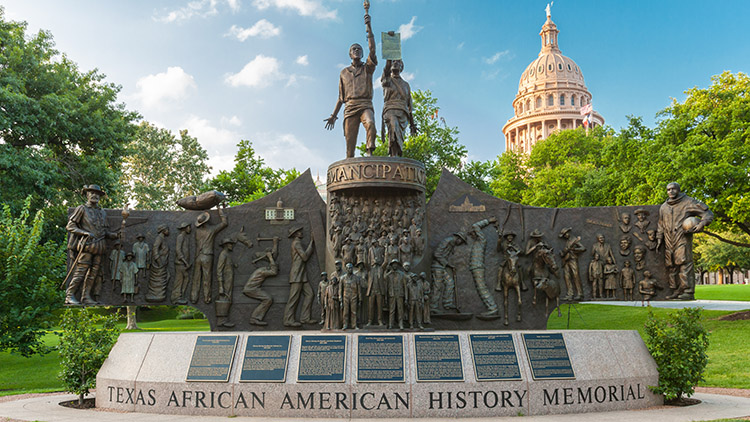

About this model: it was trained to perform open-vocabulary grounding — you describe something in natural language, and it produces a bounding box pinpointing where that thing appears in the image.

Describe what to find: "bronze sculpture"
[386,259,407,329]
[283,226,316,327]
[215,237,236,328]
[243,251,278,326]
[406,270,424,329]
[118,252,138,303]
[657,182,713,300]
[65,185,117,305]
[620,260,635,301]
[171,222,192,304]
[190,208,228,304]
[588,252,604,299]
[339,263,360,330]
[145,224,170,302]
[559,227,586,301]
[324,6,378,157]
[638,271,657,306]
[430,232,466,314]
[381,59,417,157]
[468,218,500,317]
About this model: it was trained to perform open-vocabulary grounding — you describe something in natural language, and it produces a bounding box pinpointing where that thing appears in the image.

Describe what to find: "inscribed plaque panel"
[239,335,291,383]
[357,335,405,383]
[297,335,347,382]
[186,335,238,382]
[381,32,401,60]
[414,334,464,382]
[469,334,522,381]
[523,333,575,380]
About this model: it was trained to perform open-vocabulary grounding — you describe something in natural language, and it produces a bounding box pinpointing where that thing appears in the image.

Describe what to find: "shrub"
[644,307,710,402]
[57,308,120,406]
[0,198,64,357]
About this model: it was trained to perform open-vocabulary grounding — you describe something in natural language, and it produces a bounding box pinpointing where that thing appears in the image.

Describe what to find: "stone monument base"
[96,330,661,418]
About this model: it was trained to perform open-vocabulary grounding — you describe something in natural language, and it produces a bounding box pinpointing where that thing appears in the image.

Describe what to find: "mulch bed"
[664,397,701,406]
[58,397,95,409]
[718,310,750,321]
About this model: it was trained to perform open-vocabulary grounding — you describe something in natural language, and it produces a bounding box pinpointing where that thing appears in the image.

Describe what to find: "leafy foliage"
[207,139,300,205]
[57,308,120,405]
[360,89,491,197]
[0,7,139,241]
[644,308,710,401]
[0,198,64,357]
[694,232,750,273]
[491,72,750,248]
[121,122,211,210]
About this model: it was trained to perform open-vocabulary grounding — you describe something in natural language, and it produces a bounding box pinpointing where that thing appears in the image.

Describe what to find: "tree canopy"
[0,7,139,240]
[207,139,300,205]
[359,89,490,197]
[490,71,750,250]
[120,122,211,210]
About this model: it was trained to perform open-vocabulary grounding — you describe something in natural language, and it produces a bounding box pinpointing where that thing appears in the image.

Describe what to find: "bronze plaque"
[327,157,426,192]
[186,335,239,382]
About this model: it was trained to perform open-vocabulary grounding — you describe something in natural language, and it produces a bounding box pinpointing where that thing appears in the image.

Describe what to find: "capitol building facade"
[503,12,604,154]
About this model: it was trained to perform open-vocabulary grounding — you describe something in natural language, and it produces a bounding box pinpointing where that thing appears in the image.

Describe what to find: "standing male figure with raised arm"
[324,3,378,158]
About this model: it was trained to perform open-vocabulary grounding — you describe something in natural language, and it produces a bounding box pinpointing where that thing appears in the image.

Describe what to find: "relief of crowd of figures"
[65,176,711,331]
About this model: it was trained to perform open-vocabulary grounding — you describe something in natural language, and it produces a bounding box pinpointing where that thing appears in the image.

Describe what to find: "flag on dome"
[580,103,592,115]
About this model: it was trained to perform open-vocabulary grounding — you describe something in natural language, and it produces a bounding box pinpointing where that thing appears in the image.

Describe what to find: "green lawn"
[0,307,209,397]
[695,284,750,301]
[2,303,748,396]
[548,303,750,389]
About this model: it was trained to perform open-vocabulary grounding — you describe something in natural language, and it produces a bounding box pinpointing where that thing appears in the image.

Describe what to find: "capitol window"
[548,95,554,106]
[548,64,552,71]
[558,63,563,71]
[536,97,542,108]
[568,64,572,71]
[560,95,565,106]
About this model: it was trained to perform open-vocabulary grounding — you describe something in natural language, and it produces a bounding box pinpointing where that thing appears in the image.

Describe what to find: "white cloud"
[401,71,415,82]
[225,55,285,88]
[399,16,422,41]
[227,0,241,12]
[134,67,196,109]
[296,55,309,66]
[226,20,281,40]
[181,115,241,175]
[253,132,327,171]
[484,50,511,65]
[156,0,219,23]
[221,115,243,126]
[252,0,337,20]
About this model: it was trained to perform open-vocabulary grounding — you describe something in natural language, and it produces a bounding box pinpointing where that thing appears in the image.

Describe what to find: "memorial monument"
[82,2,713,418]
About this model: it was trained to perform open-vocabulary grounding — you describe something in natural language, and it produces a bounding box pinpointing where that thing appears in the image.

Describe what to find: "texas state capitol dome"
[503,12,604,154]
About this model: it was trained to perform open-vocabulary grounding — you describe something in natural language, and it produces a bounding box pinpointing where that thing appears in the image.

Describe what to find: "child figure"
[639,271,657,307]
[603,256,618,299]
[406,273,424,330]
[588,252,603,299]
[119,252,139,303]
[620,260,636,301]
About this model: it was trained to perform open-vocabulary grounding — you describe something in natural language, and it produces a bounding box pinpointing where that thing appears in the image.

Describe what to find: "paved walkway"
[587,299,750,311]
[1,393,749,422]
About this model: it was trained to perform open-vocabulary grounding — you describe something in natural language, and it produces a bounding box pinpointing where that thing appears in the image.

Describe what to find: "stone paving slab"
[1,392,750,421]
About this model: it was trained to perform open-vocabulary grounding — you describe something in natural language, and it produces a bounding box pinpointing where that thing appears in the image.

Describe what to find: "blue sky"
[3,0,749,179]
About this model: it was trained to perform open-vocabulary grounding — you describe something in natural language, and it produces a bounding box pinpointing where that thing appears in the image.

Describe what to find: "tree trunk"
[125,306,138,330]
[79,393,84,406]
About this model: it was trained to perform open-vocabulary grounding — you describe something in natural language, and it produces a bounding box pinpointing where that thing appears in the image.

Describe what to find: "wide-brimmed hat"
[157,224,169,234]
[178,221,191,230]
[454,232,467,243]
[196,212,210,227]
[634,208,650,216]
[503,231,517,239]
[530,229,544,238]
[136,233,145,240]
[288,226,303,238]
[125,252,134,258]
[82,184,106,196]
[558,227,572,238]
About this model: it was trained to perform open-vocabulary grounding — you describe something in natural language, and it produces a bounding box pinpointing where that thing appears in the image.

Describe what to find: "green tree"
[57,308,120,406]
[121,122,211,210]
[0,7,139,240]
[0,198,64,357]
[360,90,487,197]
[208,140,300,205]
[694,232,750,283]
[644,308,709,402]
[649,72,750,240]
